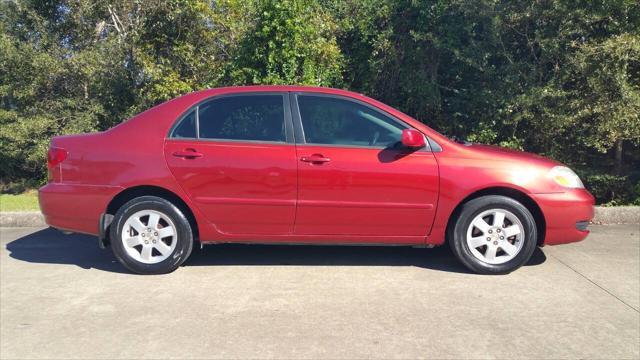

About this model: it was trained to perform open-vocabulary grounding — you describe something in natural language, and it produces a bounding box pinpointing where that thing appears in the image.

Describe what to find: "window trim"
[290,92,432,151]
[167,92,295,144]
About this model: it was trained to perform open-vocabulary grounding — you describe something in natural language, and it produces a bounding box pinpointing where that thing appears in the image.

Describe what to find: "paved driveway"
[1,225,638,359]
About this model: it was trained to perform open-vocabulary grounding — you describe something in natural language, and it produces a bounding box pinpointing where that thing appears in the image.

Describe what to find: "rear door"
[164,93,297,235]
[291,93,439,241]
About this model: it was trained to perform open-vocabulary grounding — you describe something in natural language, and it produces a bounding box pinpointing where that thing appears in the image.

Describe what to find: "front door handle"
[300,154,331,164]
[172,149,203,159]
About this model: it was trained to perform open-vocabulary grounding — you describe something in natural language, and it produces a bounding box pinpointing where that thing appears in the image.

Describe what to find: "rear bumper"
[39,183,123,235]
[532,189,595,246]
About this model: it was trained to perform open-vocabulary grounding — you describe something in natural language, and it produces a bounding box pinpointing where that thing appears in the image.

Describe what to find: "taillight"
[47,147,67,168]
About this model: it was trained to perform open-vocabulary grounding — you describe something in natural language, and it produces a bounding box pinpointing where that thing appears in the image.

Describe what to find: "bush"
[583,174,639,206]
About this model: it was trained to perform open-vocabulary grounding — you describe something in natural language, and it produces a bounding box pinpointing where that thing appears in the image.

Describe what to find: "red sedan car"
[39,86,594,274]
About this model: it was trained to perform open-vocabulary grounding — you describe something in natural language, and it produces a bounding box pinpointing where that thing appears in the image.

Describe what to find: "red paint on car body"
[39,86,595,246]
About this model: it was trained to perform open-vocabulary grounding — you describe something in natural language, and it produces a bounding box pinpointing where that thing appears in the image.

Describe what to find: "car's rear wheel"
[449,195,537,274]
[110,196,193,274]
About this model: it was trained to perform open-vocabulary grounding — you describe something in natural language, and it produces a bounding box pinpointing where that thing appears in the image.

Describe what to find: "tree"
[325,0,507,139]
[497,0,640,171]
[0,0,241,186]
[0,2,104,185]
[227,0,343,86]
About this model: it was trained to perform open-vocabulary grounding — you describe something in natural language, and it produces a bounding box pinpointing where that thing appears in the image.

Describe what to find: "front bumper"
[532,189,595,246]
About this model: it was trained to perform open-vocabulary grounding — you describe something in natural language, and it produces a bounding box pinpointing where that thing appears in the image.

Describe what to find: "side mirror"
[401,129,426,148]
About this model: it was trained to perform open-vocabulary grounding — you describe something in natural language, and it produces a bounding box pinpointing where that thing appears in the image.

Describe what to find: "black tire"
[449,195,537,275]
[110,196,194,274]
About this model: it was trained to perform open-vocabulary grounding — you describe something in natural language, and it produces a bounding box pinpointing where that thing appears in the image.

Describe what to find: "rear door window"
[199,95,286,142]
[170,94,287,142]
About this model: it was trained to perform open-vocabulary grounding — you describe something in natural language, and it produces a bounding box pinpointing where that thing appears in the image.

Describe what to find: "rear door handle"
[172,149,203,159]
[300,154,331,163]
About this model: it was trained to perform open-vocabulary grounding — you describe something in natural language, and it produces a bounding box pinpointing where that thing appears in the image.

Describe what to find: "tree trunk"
[614,139,623,175]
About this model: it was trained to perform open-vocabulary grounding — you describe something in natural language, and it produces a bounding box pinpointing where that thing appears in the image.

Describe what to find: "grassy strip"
[0,191,39,212]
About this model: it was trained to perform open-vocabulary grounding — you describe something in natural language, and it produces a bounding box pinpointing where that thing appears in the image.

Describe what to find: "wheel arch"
[445,186,546,246]
[105,185,199,243]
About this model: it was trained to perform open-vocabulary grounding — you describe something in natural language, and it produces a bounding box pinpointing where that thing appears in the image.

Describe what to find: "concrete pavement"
[1,225,638,359]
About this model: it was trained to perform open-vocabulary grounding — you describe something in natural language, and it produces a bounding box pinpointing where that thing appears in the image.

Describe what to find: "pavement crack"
[547,252,639,313]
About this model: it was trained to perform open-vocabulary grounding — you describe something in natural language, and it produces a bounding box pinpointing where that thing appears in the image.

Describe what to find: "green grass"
[0,191,40,212]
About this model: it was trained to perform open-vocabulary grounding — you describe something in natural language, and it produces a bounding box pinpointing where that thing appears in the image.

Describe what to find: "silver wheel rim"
[466,209,525,265]
[121,210,177,264]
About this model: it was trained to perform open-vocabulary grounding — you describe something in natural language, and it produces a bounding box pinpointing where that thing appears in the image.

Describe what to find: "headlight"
[549,166,584,189]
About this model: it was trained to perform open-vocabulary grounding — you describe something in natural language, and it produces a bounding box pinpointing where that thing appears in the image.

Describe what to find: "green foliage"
[633,181,640,206]
[1,0,639,204]
[0,0,238,184]
[227,0,343,86]
[0,5,103,183]
[325,0,505,136]
[583,173,638,206]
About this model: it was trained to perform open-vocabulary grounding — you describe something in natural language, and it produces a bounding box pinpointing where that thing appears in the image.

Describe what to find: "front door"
[292,94,439,241]
[164,93,297,235]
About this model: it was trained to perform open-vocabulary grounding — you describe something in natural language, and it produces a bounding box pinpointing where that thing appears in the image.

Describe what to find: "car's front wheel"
[449,195,537,274]
[110,196,194,274]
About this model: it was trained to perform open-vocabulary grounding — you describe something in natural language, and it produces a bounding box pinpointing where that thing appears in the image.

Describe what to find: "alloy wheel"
[466,208,525,265]
[121,210,177,264]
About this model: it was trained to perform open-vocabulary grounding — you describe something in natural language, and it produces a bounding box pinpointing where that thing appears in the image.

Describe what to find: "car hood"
[463,143,560,167]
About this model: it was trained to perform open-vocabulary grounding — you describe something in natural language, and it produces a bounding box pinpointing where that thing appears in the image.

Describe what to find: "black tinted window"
[297,95,404,147]
[171,109,196,138]
[198,95,285,142]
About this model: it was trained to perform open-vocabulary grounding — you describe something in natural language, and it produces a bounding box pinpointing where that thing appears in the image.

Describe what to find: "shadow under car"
[5,227,547,274]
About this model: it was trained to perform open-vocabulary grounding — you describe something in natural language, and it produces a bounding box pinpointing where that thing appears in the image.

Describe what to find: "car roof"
[187,85,365,99]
